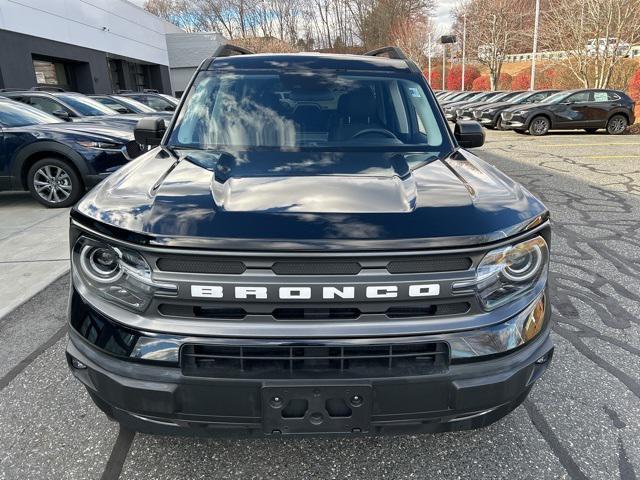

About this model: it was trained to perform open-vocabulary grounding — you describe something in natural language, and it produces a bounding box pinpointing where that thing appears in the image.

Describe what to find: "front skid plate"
[262,383,372,435]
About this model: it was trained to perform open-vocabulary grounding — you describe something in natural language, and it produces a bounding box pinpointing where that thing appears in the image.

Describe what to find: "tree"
[472,75,491,90]
[543,0,640,88]
[424,69,442,87]
[511,69,530,90]
[445,64,480,90]
[454,0,532,90]
[629,68,640,103]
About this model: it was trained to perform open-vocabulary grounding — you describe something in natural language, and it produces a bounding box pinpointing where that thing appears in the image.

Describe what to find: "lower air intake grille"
[181,342,449,379]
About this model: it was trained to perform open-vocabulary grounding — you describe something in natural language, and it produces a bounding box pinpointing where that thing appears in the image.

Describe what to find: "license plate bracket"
[261,384,372,435]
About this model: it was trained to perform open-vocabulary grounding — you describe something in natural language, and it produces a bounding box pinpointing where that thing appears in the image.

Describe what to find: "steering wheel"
[350,128,398,140]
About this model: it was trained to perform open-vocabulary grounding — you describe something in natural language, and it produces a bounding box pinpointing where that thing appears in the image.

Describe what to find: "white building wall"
[0,0,182,65]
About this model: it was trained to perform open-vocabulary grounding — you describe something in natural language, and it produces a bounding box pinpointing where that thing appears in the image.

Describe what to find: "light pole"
[530,0,541,90]
[461,14,467,91]
[428,35,432,84]
[440,35,457,90]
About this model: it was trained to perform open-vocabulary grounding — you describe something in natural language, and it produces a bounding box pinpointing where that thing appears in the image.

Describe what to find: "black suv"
[67,46,553,437]
[500,89,635,135]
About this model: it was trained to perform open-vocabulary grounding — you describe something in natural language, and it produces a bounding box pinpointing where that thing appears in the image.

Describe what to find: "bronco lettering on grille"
[190,284,440,300]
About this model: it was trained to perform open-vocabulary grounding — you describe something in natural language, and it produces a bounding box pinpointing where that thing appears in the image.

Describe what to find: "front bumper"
[67,313,554,437]
[500,113,529,130]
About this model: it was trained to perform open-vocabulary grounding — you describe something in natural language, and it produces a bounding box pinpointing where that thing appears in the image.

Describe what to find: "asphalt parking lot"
[1,129,639,480]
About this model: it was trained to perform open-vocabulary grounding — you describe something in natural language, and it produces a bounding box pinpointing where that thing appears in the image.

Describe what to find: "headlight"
[77,140,123,150]
[72,236,176,312]
[449,293,548,359]
[453,236,549,310]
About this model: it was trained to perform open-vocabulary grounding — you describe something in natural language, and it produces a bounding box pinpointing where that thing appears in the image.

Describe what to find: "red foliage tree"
[445,64,481,90]
[629,68,640,103]
[424,69,443,88]
[537,67,556,89]
[511,69,531,90]
[497,72,512,90]
[472,75,491,91]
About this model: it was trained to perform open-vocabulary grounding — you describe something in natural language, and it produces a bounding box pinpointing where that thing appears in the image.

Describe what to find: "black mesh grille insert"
[181,341,449,378]
[386,302,470,318]
[272,308,360,320]
[272,261,361,275]
[387,256,471,273]
[156,257,245,274]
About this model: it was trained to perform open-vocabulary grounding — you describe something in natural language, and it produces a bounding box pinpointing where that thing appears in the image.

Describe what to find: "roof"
[208,52,413,73]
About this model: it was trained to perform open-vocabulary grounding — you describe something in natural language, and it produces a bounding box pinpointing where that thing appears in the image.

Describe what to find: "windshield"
[0,101,60,127]
[168,72,447,152]
[507,92,532,103]
[112,95,156,113]
[58,94,117,116]
[128,94,176,111]
[540,92,571,104]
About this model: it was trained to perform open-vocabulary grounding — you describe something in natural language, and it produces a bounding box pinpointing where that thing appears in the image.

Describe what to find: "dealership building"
[0,0,183,94]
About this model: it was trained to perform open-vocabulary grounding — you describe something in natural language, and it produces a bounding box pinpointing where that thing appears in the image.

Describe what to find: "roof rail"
[143,88,159,93]
[31,86,66,92]
[212,44,254,58]
[364,46,407,60]
[0,88,25,92]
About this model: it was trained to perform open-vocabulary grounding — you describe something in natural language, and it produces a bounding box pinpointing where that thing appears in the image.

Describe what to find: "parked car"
[449,91,527,122]
[90,94,157,114]
[442,91,505,121]
[66,45,553,438]
[470,90,560,128]
[0,90,119,122]
[500,89,635,135]
[439,91,478,109]
[118,92,178,111]
[0,98,143,207]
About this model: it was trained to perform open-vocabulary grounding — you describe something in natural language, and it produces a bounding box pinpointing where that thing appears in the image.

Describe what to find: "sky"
[128,0,456,31]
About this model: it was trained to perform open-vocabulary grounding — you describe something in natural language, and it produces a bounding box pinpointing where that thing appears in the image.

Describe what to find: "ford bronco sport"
[67,45,553,436]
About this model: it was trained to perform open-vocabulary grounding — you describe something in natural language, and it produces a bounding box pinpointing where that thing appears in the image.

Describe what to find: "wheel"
[27,158,83,208]
[584,128,598,134]
[606,115,628,135]
[495,117,503,131]
[514,129,527,134]
[529,116,550,136]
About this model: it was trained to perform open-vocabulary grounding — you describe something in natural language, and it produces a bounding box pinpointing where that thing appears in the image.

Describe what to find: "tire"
[606,114,628,135]
[495,117,503,131]
[584,128,598,134]
[529,116,550,136]
[27,158,83,208]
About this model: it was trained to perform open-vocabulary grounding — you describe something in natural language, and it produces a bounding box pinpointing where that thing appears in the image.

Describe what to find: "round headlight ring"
[502,244,543,282]
[80,245,123,283]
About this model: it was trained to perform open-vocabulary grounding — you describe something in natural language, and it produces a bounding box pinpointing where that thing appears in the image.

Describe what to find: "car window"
[606,92,621,101]
[27,96,68,115]
[112,95,156,113]
[0,101,61,127]
[592,91,610,102]
[130,95,175,111]
[93,96,132,113]
[57,94,117,116]
[168,71,446,154]
[566,92,591,103]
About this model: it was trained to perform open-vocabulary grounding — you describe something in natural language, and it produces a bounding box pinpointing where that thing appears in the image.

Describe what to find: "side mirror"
[164,105,176,112]
[134,117,166,147]
[114,106,128,114]
[52,109,71,121]
[454,120,485,149]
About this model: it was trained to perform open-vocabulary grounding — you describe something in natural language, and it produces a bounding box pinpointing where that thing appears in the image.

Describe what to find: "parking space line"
[100,427,136,480]
[537,143,640,148]
[581,155,640,159]
[0,324,66,390]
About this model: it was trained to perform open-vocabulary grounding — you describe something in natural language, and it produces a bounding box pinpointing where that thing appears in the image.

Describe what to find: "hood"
[74,148,548,251]
[476,101,516,112]
[24,121,134,142]
[503,103,546,114]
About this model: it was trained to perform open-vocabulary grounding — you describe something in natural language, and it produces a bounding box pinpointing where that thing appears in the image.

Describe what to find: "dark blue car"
[0,98,143,207]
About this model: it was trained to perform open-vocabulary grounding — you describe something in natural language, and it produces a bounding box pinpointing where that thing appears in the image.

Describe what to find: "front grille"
[181,341,450,378]
[156,256,246,274]
[154,254,472,275]
[157,302,470,320]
